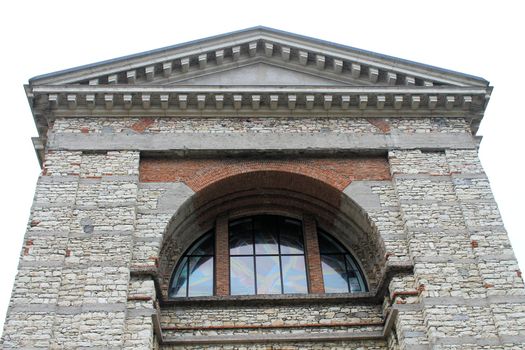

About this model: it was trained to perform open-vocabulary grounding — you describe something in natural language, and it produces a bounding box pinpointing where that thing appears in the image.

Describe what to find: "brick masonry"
[139,157,391,191]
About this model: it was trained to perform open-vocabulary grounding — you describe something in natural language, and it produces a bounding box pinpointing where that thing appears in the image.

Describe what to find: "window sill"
[162,291,378,306]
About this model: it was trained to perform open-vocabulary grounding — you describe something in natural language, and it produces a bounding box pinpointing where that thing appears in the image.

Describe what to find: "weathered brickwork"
[139,157,391,191]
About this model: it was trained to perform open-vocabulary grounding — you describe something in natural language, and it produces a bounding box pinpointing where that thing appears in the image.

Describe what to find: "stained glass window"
[318,231,367,293]
[229,216,308,295]
[169,231,214,298]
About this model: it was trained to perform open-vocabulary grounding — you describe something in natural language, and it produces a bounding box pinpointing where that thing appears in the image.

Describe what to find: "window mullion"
[302,215,325,294]
[215,215,230,296]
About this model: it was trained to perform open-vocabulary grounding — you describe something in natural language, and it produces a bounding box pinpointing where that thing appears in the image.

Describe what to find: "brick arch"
[140,157,390,192]
[157,169,387,298]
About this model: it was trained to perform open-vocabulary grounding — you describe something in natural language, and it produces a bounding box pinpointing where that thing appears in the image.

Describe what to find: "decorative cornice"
[31,85,490,114]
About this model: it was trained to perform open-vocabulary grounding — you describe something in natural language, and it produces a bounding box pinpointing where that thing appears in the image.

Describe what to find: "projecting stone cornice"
[30,85,490,114]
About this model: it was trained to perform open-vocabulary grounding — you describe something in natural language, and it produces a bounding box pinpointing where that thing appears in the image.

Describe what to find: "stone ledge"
[78,175,139,183]
[68,230,134,238]
[49,132,477,152]
[414,256,478,263]
[422,295,525,306]
[159,261,413,307]
[8,303,126,314]
[38,175,80,183]
[432,336,500,346]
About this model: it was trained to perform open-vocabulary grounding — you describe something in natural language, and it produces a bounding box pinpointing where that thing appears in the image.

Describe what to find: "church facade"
[2,27,524,349]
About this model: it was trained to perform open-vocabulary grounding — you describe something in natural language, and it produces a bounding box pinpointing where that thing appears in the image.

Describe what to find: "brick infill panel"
[127,295,153,301]
[215,215,230,296]
[303,215,324,294]
[140,157,390,192]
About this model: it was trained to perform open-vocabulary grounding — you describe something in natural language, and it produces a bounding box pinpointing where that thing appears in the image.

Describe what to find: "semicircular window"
[229,215,308,295]
[169,231,214,298]
[318,230,367,293]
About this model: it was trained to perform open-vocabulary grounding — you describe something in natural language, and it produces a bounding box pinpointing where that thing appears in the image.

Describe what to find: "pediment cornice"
[28,27,488,88]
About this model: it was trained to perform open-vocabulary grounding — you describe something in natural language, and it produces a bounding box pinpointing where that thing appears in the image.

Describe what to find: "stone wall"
[2,116,524,349]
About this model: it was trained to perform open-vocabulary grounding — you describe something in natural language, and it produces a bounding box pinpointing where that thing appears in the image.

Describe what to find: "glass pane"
[187,233,214,256]
[349,277,362,292]
[254,217,278,254]
[170,257,188,297]
[188,256,214,296]
[279,220,304,254]
[321,254,349,293]
[318,232,345,254]
[256,256,282,294]
[281,255,308,294]
[229,218,253,255]
[230,256,255,295]
[230,231,253,255]
[255,231,279,255]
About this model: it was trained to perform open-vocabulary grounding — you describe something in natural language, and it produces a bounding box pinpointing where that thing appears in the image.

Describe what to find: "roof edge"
[29,26,489,86]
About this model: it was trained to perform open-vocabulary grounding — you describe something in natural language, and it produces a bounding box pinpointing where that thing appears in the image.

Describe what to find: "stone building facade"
[2,27,524,349]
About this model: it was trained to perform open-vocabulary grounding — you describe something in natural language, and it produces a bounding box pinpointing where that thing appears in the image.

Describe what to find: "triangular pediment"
[28,26,489,88]
[161,62,357,86]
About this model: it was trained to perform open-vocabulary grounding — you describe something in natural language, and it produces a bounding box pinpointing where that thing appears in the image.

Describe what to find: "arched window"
[169,215,367,297]
[318,230,367,293]
[169,231,214,297]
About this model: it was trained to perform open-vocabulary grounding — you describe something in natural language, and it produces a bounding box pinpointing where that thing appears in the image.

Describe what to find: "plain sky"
[1,0,524,331]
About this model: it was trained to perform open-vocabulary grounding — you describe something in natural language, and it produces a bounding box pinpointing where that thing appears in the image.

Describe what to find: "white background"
[1,0,524,331]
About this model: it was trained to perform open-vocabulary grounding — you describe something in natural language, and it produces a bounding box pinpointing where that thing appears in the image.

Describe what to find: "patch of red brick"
[65,249,71,257]
[26,240,33,246]
[131,118,156,133]
[80,127,89,134]
[471,240,479,248]
[127,295,152,301]
[392,290,420,299]
[140,157,391,192]
[483,283,494,288]
[303,216,324,294]
[517,270,522,278]
[366,118,391,133]
[215,216,230,296]
[149,256,159,268]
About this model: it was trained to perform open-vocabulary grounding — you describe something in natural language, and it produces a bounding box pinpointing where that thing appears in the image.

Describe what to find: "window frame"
[229,215,309,295]
[168,215,368,298]
[169,230,215,298]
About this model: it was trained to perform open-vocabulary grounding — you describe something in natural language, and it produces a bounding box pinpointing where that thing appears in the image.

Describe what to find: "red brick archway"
[156,167,388,298]
[140,157,390,192]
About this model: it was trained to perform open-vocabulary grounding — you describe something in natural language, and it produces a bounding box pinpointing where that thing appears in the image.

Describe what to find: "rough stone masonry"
[2,27,524,349]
